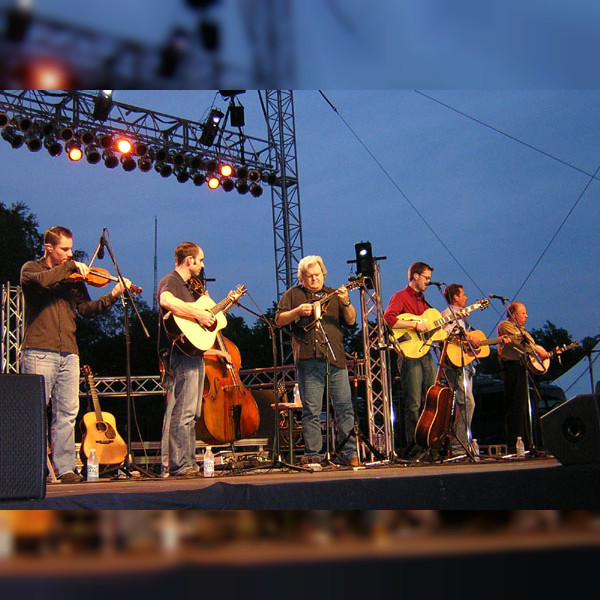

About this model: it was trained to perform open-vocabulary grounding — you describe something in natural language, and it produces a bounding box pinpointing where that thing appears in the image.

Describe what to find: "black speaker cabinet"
[0,374,47,499]
[541,394,600,466]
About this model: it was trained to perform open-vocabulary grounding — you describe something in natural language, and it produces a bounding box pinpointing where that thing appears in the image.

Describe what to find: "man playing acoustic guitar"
[384,261,437,461]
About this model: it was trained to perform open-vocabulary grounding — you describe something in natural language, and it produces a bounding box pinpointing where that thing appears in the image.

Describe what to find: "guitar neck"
[86,375,103,421]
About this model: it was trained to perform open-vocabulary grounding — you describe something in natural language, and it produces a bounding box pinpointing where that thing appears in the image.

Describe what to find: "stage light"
[97,134,112,149]
[134,142,148,156]
[44,137,62,157]
[262,170,277,185]
[222,178,234,192]
[92,90,113,121]
[248,169,260,182]
[137,157,153,172]
[38,122,55,137]
[230,105,245,127]
[235,180,249,195]
[2,127,24,149]
[236,165,248,180]
[66,140,82,161]
[155,162,173,178]
[121,155,136,171]
[0,113,9,128]
[59,127,74,142]
[115,137,132,154]
[207,175,220,189]
[199,109,223,146]
[103,151,118,169]
[25,134,42,152]
[204,158,217,172]
[175,169,190,183]
[355,241,375,286]
[157,28,189,78]
[78,130,95,145]
[173,151,186,168]
[14,116,32,132]
[85,145,101,164]
[154,147,169,162]
[192,172,206,187]
[219,163,233,177]
[188,155,203,170]
[249,183,263,198]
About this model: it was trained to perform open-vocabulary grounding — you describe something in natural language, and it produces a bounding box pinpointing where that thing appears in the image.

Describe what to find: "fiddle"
[68,266,142,295]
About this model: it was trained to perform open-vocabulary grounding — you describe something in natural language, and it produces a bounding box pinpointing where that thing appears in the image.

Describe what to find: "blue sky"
[1,90,598,363]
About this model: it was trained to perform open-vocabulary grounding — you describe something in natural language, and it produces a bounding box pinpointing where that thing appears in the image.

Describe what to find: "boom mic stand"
[234,298,311,473]
[100,229,153,478]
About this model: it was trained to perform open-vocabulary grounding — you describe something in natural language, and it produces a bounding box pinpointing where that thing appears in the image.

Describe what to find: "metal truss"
[358,264,395,459]
[1,283,23,373]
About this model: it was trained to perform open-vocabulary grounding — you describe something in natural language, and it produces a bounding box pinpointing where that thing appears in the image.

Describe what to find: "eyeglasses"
[418,273,431,282]
[305,273,323,280]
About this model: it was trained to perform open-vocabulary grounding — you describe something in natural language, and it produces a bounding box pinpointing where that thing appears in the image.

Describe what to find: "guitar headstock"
[346,277,365,291]
[476,299,491,311]
[229,285,247,302]
[82,364,93,377]
[556,342,579,354]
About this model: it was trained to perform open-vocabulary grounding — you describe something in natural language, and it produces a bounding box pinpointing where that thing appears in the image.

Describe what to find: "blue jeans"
[161,353,205,475]
[400,353,436,451]
[20,348,80,477]
[296,359,357,462]
[447,366,475,452]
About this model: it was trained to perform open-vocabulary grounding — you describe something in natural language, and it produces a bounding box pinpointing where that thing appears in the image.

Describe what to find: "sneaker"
[173,466,198,477]
[59,471,83,483]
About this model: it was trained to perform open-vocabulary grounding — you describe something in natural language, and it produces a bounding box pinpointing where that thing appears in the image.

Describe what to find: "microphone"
[427,281,445,287]
[489,293,510,302]
[97,232,105,260]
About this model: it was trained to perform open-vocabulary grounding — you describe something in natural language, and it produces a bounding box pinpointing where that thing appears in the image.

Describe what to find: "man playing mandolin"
[498,302,549,455]
[20,226,131,483]
[275,255,359,467]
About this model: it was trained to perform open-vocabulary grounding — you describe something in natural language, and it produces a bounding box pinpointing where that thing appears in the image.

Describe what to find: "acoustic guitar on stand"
[80,365,127,466]
[164,285,246,356]
[391,299,490,360]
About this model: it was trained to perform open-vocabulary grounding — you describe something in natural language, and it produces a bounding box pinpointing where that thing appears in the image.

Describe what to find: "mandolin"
[80,365,127,465]
[391,299,490,359]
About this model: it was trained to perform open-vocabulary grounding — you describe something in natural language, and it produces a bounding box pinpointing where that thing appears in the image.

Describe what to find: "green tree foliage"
[0,202,42,284]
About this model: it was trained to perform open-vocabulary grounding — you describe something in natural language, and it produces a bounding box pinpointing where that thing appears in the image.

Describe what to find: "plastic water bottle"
[516,436,525,459]
[203,446,214,478]
[471,438,480,461]
[87,448,99,482]
[293,383,302,405]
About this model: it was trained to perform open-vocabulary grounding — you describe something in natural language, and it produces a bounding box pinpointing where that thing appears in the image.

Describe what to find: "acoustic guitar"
[164,284,246,356]
[80,365,127,466]
[391,299,490,359]
[446,329,507,367]
[527,342,578,375]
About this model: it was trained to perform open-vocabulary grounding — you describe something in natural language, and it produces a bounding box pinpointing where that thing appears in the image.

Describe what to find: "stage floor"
[2,454,599,510]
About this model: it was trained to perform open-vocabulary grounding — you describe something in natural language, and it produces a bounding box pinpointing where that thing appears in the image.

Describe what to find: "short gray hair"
[297,255,327,282]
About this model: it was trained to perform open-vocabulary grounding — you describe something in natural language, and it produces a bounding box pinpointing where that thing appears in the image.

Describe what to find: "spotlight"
[115,137,132,154]
[248,169,260,182]
[175,169,190,183]
[219,163,233,177]
[66,140,83,161]
[230,105,245,127]
[173,152,186,168]
[137,157,153,172]
[236,165,248,180]
[158,28,189,78]
[78,130,95,145]
[204,158,217,172]
[188,155,203,170]
[262,170,277,185]
[2,128,24,149]
[25,134,42,152]
[92,90,113,121]
[85,145,101,164]
[154,148,169,162]
[0,113,9,128]
[59,127,74,142]
[121,155,136,171]
[354,241,375,286]
[222,178,234,192]
[155,162,173,178]
[103,151,119,169]
[38,122,55,137]
[97,134,112,149]
[44,137,62,157]
[134,142,148,156]
[14,116,32,132]
[235,180,249,195]
[192,172,206,187]
[249,183,263,198]
[199,109,223,146]
[207,175,220,189]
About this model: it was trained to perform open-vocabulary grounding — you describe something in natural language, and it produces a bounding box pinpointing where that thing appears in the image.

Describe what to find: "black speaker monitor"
[0,374,47,500]
[540,394,600,466]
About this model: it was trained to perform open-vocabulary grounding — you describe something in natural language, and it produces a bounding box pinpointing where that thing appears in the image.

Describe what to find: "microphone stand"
[101,230,152,478]
[234,300,311,473]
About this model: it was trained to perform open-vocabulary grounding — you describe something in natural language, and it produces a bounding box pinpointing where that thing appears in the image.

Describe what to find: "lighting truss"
[0,90,277,193]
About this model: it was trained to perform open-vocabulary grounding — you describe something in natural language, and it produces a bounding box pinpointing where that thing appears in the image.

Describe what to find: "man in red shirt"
[384,261,436,460]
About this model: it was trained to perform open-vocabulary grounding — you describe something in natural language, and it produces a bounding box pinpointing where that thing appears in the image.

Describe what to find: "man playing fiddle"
[20,226,131,483]
[275,255,359,467]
